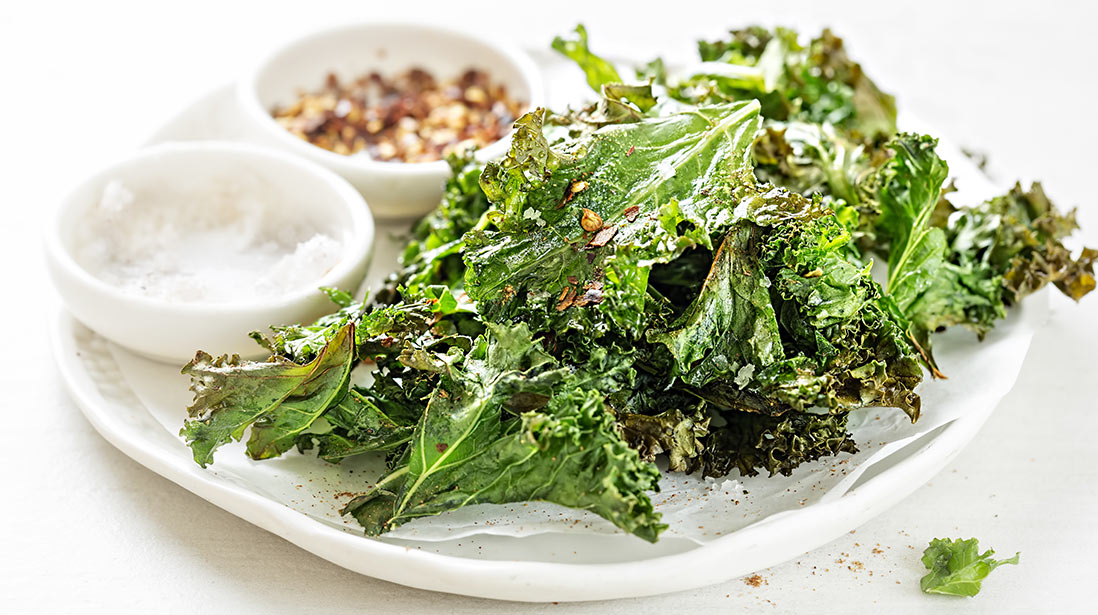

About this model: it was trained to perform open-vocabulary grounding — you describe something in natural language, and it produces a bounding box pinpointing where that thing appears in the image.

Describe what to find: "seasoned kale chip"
[177,24,1094,543]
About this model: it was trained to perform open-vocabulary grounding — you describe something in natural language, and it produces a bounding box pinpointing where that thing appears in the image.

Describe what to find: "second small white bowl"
[44,141,375,364]
[236,21,543,219]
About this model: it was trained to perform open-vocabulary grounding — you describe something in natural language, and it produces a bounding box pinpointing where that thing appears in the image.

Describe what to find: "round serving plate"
[48,48,1047,602]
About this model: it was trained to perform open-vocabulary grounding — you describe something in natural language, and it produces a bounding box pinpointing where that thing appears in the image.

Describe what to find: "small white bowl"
[45,141,375,364]
[236,21,543,219]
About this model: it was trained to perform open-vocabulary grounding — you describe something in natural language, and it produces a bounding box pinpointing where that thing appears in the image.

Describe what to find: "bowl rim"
[43,140,376,316]
[236,20,545,176]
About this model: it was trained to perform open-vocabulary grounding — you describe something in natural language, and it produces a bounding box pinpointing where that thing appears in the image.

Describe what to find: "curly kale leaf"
[294,389,415,463]
[182,299,441,467]
[877,140,1095,364]
[952,183,1097,305]
[551,24,622,92]
[648,223,783,390]
[342,322,665,542]
[250,287,364,363]
[618,409,710,473]
[861,133,951,375]
[702,411,857,477]
[753,122,875,207]
[648,186,923,420]
[381,153,493,305]
[250,287,436,365]
[920,538,1019,597]
[759,127,1095,362]
[611,370,793,477]
[900,182,1096,345]
[181,324,356,467]
[465,100,762,345]
[572,83,661,127]
[669,27,896,140]
[752,121,887,251]
[478,109,571,229]
[877,134,950,308]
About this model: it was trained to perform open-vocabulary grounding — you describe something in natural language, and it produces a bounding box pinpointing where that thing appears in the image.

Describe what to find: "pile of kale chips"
[181,26,1096,542]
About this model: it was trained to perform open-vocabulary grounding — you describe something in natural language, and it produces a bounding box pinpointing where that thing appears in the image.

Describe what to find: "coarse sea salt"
[74,180,343,304]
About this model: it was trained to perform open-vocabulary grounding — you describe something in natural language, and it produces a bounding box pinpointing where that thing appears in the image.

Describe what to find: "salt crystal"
[74,180,343,304]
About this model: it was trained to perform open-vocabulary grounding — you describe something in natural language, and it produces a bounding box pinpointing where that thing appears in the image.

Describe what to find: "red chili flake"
[586,226,618,248]
[567,275,578,285]
[626,145,635,157]
[623,205,640,222]
[555,286,578,311]
[435,443,449,453]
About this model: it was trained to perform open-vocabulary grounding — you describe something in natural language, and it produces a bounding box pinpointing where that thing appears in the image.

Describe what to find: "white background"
[3,1,1097,612]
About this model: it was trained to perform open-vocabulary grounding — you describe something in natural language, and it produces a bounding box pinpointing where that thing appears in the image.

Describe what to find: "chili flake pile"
[272,68,525,163]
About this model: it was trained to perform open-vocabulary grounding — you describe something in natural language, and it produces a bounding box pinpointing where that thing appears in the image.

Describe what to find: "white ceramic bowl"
[44,141,375,364]
[237,21,543,219]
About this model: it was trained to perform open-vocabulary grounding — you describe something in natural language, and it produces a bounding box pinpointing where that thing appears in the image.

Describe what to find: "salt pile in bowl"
[73,179,343,304]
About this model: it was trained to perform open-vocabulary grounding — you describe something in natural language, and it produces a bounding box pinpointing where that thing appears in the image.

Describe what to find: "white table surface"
[3,1,1096,612]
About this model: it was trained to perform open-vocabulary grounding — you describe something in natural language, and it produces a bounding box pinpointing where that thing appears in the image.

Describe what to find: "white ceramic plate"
[49,51,1046,602]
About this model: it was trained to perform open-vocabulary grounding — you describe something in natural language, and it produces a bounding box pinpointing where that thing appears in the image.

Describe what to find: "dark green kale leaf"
[618,409,710,473]
[294,389,415,463]
[342,323,665,542]
[570,83,661,127]
[250,287,363,363]
[753,121,1096,338]
[877,134,950,311]
[899,183,1096,344]
[647,223,784,391]
[949,183,1097,305]
[250,288,437,365]
[752,121,887,251]
[664,27,897,141]
[702,411,857,478]
[647,185,923,420]
[181,323,356,466]
[383,153,493,305]
[696,25,784,63]
[753,122,874,206]
[866,134,952,375]
[464,100,762,345]
[182,299,441,467]
[876,139,1096,363]
[551,24,622,92]
[800,29,897,141]
[920,538,1019,597]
